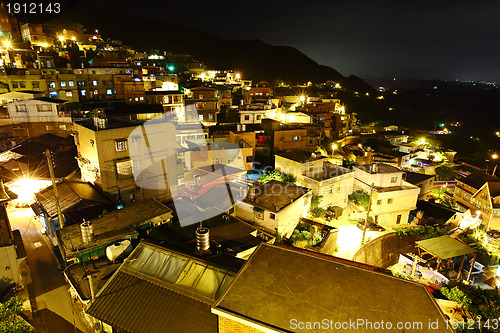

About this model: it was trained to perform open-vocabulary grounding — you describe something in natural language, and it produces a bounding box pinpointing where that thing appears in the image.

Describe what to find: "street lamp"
[492,154,498,176]
[3,41,11,49]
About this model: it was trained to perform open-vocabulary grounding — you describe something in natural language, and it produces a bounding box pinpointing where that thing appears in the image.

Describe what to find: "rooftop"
[35,180,111,218]
[145,90,183,95]
[149,214,273,269]
[244,180,310,213]
[34,97,69,104]
[404,171,435,184]
[355,163,401,174]
[416,200,460,222]
[457,170,500,190]
[56,199,172,261]
[86,241,234,333]
[304,162,353,182]
[75,117,144,131]
[275,149,326,164]
[215,243,452,333]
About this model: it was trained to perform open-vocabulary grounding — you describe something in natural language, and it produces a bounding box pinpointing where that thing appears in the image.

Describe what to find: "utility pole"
[361,183,374,246]
[46,149,65,228]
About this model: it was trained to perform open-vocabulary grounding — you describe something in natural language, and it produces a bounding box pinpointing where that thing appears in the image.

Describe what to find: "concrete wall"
[353,232,418,268]
[0,245,21,288]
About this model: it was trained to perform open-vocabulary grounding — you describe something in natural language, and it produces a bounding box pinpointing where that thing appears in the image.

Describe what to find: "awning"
[416,235,475,260]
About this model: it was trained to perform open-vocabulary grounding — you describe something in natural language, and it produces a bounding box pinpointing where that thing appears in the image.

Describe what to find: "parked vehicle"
[356,221,385,232]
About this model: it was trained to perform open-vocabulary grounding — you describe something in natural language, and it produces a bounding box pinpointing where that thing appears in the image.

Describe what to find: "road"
[8,206,89,333]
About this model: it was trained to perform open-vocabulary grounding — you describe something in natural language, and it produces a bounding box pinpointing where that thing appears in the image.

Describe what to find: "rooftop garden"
[290,222,325,248]
[348,191,370,210]
[393,225,447,239]
[258,170,296,184]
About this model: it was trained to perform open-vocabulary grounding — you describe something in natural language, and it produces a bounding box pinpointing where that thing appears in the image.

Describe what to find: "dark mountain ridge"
[48,1,374,91]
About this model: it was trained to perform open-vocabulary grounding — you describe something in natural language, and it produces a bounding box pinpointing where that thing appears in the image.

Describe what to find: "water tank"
[81,221,94,244]
[196,226,210,252]
[106,240,132,261]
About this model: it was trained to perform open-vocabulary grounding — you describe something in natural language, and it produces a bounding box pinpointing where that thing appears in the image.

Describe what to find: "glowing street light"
[3,40,11,49]
[58,35,65,42]
[492,153,498,176]
[419,138,426,145]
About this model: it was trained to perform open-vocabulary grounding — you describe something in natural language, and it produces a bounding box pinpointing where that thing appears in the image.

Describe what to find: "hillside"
[46,1,374,92]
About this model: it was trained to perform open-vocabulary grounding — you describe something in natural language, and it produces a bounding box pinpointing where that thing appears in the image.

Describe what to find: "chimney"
[81,220,94,244]
[195,226,210,252]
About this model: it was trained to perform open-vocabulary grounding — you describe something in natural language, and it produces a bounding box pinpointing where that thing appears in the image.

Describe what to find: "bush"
[258,170,296,184]
[348,191,370,210]
[394,225,447,239]
[311,207,326,218]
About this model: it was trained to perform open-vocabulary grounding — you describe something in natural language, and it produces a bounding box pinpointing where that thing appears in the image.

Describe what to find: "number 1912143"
[6,2,61,14]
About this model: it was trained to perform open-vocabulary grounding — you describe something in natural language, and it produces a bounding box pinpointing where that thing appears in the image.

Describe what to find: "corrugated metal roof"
[87,270,217,333]
[87,242,234,333]
[35,181,110,218]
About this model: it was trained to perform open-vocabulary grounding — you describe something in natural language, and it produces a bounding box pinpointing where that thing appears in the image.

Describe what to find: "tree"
[435,164,457,181]
[0,297,33,333]
[258,171,296,184]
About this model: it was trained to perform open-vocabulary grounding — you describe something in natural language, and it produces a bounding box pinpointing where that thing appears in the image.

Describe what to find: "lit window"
[199,115,204,121]
[66,91,73,97]
[60,81,66,87]
[199,94,203,99]
[390,177,397,183]
[49,91,58,97]
[93,90,98,95]
[81,90,86,96]
[116,160,132,177]
[107,89,112,95]
[92,80,98,86]
[208,114,213,120]
[68,81,74,87]
[139,97,144,101]
[37,105,51,112]
[16,105,27,112]
[293,136,298,141]
[115,139,128,152]
[59,124,67,130]
[135,97,138,101]
[48,81,56,88]
[45,125,53,131]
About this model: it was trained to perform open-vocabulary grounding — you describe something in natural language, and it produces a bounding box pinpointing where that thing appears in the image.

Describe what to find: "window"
[93,90,98,95]
[199,94,203,99]
[11,81,18,89]
[484,205,490,213]
[256,115,261,120]
[92,80,98,86]
[16,105,27,112]
[45,125,53,131]
[244,115,250,121]
[455,189,462,197]
[396,214,401,224]
[66,91,73,97]
[68,81,74,87]
[49,91,58,97]
[32,81,40,89]
[255,211,264,220]
[177,177,184,186]
[106,89,112,95]
[115,139,128,152]
[208,114,213,120]
[494,210,500,218]
[270,213,276,220]
[390,177,397,183]
[377,200,382,205]
[37,104,51,112]
[329,188,333,194]
[60,81,66,87]
[81,90,86,96]
[139,96,144,101]
[199,115,204,121]
[48,81,56,88]
[387,198,393,204]
[59,124,67,131]
[19,81,26,88]
[293,136,298,141]
[116,160,132,177]
[336,185,342,192]
[464,193,471,201]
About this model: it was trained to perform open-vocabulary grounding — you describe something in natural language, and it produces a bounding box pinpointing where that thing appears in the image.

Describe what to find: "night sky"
[68,0,500,83]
